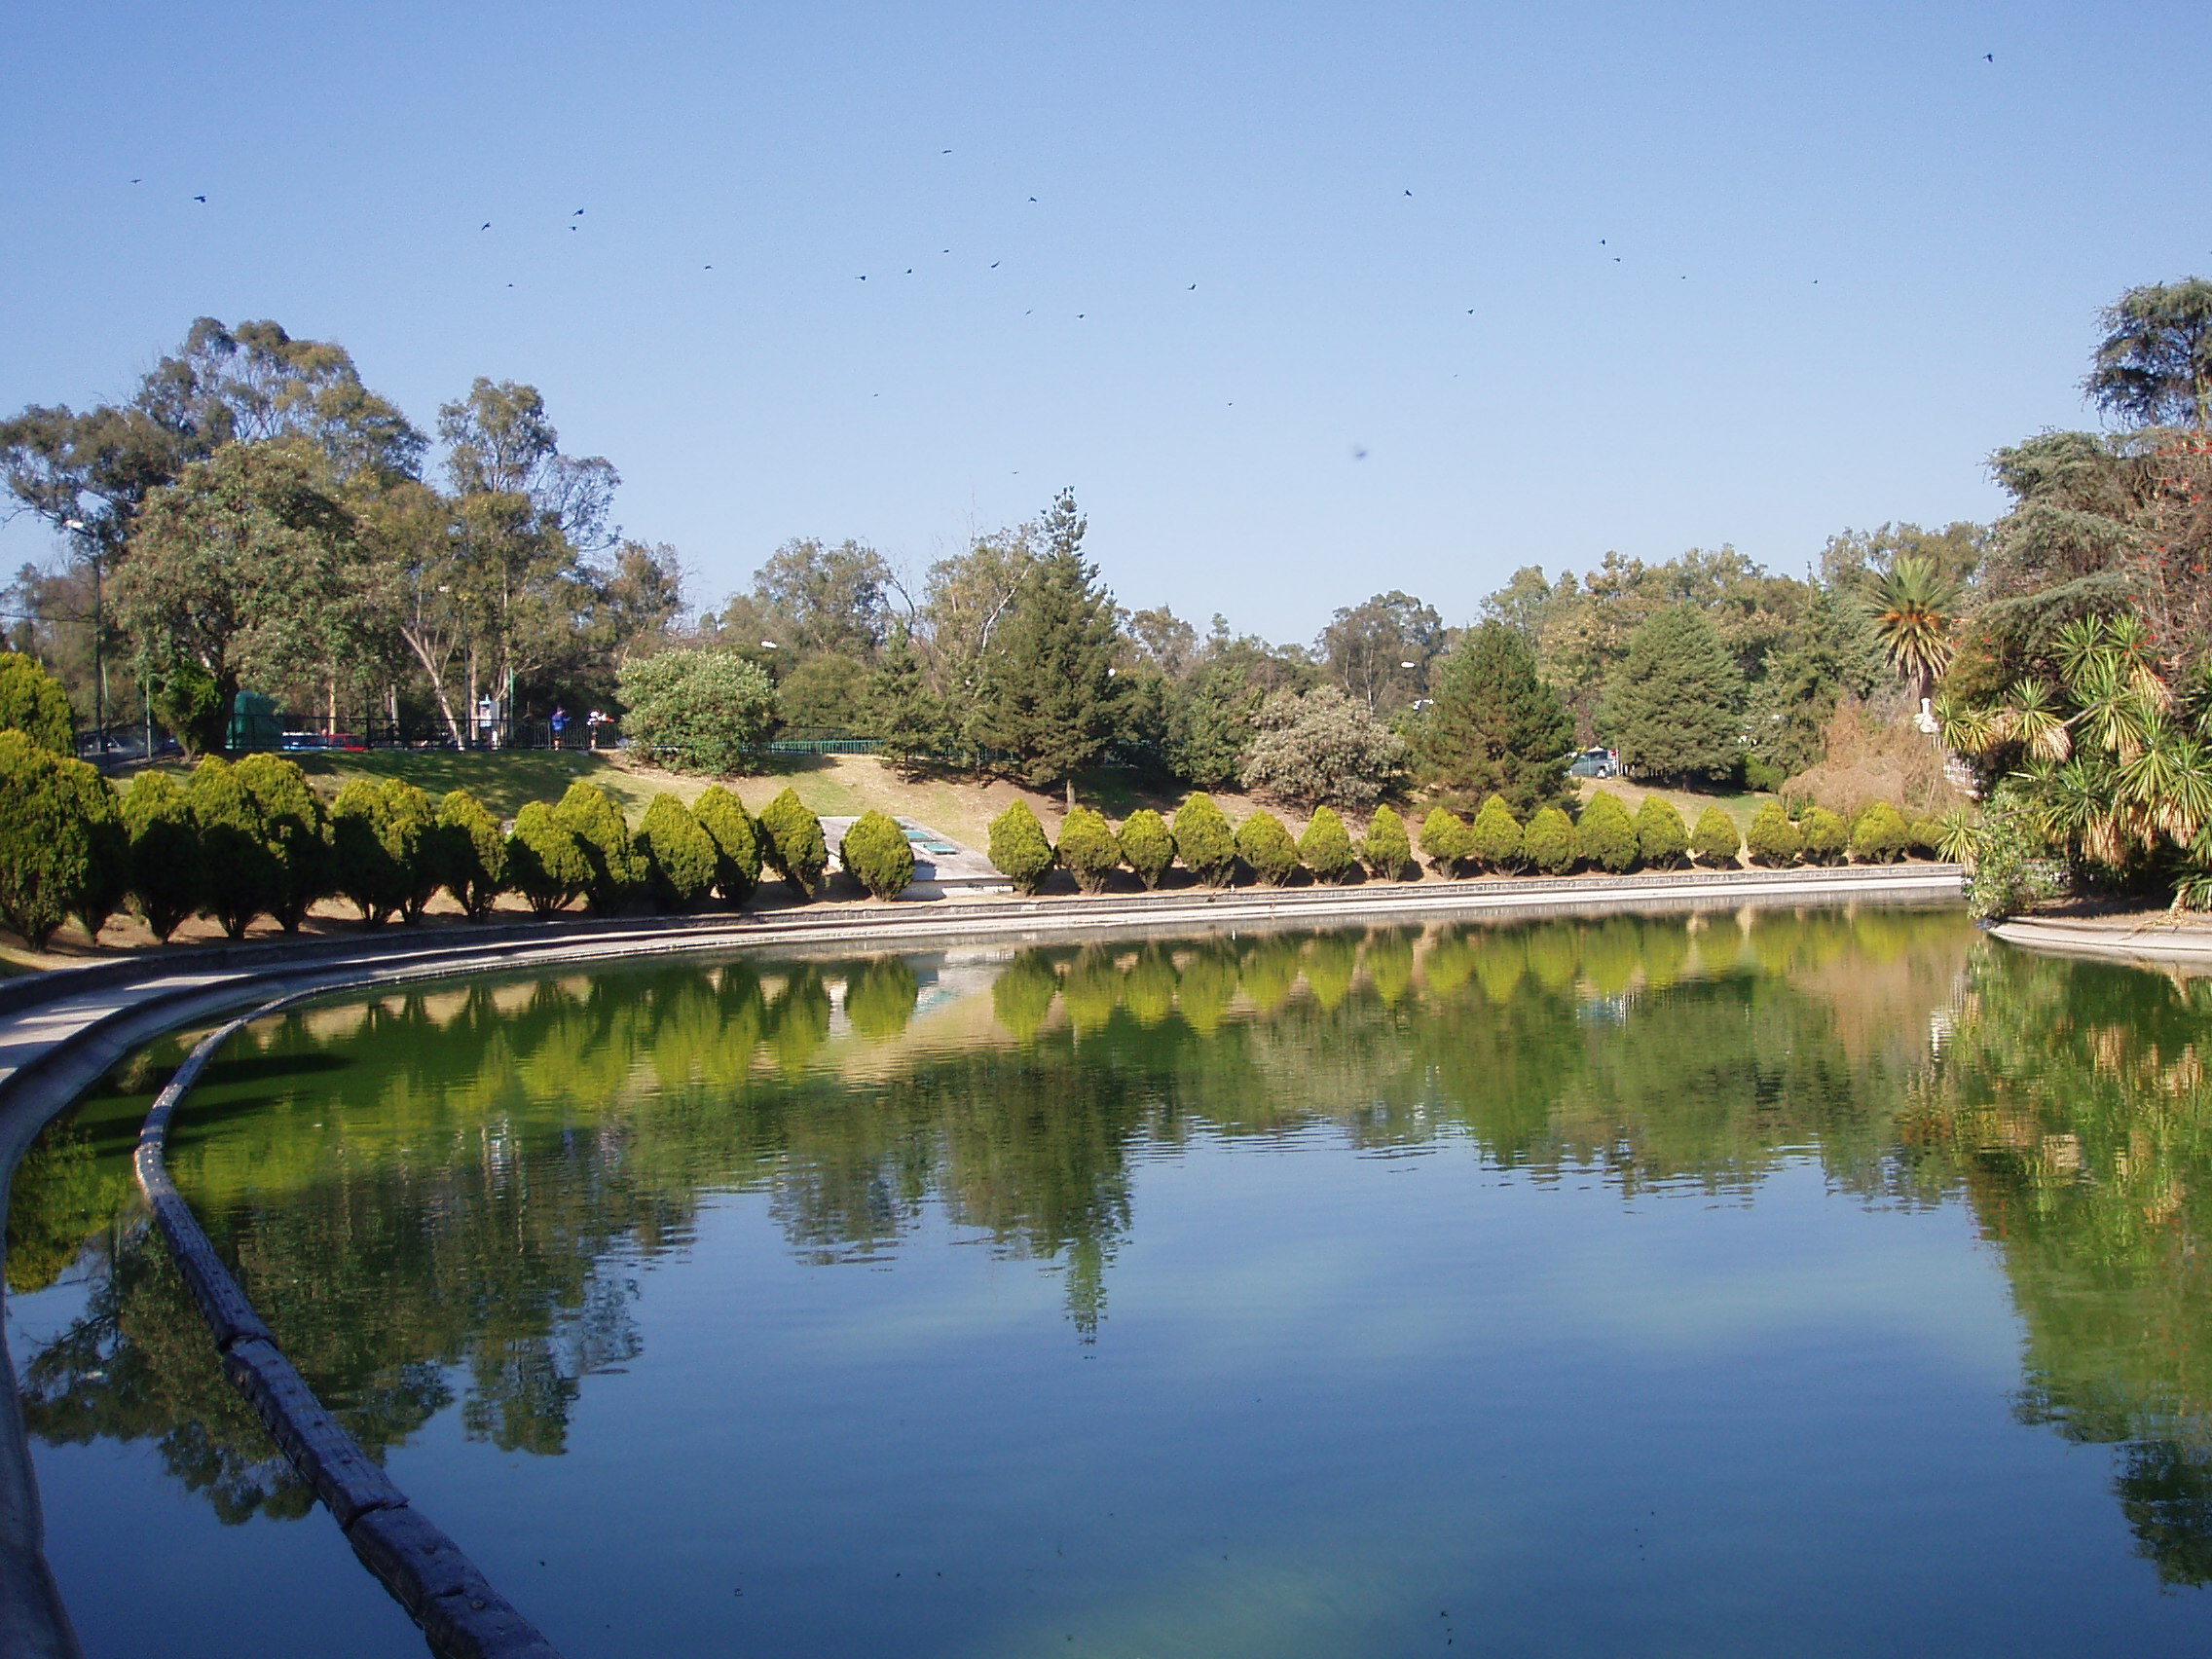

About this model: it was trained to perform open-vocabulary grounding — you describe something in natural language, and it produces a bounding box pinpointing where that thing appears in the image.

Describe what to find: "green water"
[9,905,2212,1656]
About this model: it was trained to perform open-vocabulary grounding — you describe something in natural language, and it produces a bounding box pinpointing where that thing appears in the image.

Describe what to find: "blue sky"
[2,2,2205,642]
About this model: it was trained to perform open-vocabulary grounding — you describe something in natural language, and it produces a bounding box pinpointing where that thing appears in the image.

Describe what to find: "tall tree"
[748,537,893,658]
[1864,555,1962,708]
[1318,590,1446,715]
[971,491,1124,795]
[2087,277,2212,430]
[1600,605,1744,783]
[1420,620,1576,815]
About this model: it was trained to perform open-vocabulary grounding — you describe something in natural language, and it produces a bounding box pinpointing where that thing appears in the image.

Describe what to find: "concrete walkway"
[1989,911,2212,971]
[0,860,1965,1656]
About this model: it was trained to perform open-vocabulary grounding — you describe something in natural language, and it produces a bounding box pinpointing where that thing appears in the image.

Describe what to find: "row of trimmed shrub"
[981,790,1951,895]
[0,743,893,949]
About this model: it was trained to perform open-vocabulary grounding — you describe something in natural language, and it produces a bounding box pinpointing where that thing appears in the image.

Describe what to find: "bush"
[1523,805,1578,874]
[186,756,275,938]
[1360,803,1414,880]
[988,799,1055,894]
[234,754,326,933]
[1799,805,1848,866]
[122,770,202,941]
[1962,788,2062,920]
[1636,795,1691,868]
[437,790,508,918]
[330,778,408,926]
[840,809,916,900]
[555,781,645,913]
[1236,810,1302,886]
[1298,806,1358,883]
[1468,795,1524,871]
[616,648,779,775]
[1690,805,1742,866]
[757,787,830,899]
[1849,801,1911,865]
[639,794,719,910]
[383,781,441,921]
[1576,791,1639,873]
[0,651,75,756]
[1117,809,1175,889]
[1237,685,1408,808]
[1745,800,1802,866]
[0,733,103,949]
[1056,807,1123,894]
[692,786,762,904]
[1172,793,1237,886]
[51,756,126,940]
[1742,754,1788,793]
[507,802,590,914]
[1907,813,1945,858]
[1420,806,1474,874]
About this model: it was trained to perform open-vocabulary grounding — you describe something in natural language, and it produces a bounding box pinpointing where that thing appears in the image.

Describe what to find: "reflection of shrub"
[1056,807,1123,894]
[1690,805,1742,866]
[122,770,201,940]
[1172,793,1237,886]
[1360,804,1414,880]
[1745,801,1802,866]
[1175,946,1238,1032]
[845,957,919,1039]
[507,802,589,914]
[988,800,1055,895]
[1236,810,1301,886]
[1523,806,1578,874]
[1237,935,1304,1010]
[5,1124,123,1295]
[1420,807,1473,874]
[1061,947,1124,1032]
[1304,934,1359,1008]
[1849,801,1910,864]
[758,787,829,899]
[992,950,1060,1039]
[1635,796,1690,868]
[1122,946,1178,1024]
[692,786,762,903]
[1468,795,1524,871]
[640,794,719,909]
[1576,791,1639,873]
[839,809,915,900]
[437,789,508,917]
[1799,806,1848,866]
[1118,810,1174,889]
[1298,807,1358,884]
[1363,929,1416,1003]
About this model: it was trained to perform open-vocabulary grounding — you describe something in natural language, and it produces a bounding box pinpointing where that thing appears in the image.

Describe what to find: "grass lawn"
[290,750,632,819]
[1576,776,1776,830]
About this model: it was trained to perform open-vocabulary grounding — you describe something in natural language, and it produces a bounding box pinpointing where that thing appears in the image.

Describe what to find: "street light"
[62,518,106,758]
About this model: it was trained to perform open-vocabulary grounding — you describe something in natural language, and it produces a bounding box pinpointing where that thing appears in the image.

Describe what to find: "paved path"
[1990,912,2212,970]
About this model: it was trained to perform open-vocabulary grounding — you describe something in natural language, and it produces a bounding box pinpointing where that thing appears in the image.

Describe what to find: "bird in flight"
[1353,447,1369,460]
[193,194,206,203]
[1984,53,1994,62]
[990,261,1000,268]
[941,149,951,154]
[1188,283,1197,290]
[1403,189,1413,197]
[130,177,141,184]
[480,221,491,230]
[856,275,867,280]
[1028,196,1037,202]
[572,208,583,215]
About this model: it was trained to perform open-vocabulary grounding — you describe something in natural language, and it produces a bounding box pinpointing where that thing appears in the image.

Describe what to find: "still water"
[9,905,2212,1657]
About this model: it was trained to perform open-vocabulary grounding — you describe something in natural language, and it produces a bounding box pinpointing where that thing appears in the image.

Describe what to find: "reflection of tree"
[1908,950,2212,1585]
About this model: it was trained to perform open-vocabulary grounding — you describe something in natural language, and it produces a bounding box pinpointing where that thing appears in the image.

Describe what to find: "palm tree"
[1864,556,1961,710]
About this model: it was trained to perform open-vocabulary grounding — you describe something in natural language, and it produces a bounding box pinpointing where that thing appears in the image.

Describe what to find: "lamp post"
[62,518,105,758]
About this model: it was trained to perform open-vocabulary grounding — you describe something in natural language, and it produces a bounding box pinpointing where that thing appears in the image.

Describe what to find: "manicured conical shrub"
[1055,806,1123,894]
[1799,805,1848,866]
[1907,813,1944,859]
[1635,795,1690,868]
[555,781,645,913]
[1419,806,1473,874]
[839,808,916,900]
[186,756,276,939]
[1849,801,1910,865]
[757,786,829,899]
[1691,805,1742,866]
[507,801,589,914]
[0,650,75,756]
[330,778,407,926]
[1523,805,1579,874]
[1298,806,1358,884]
[1468,794,1524,871]
[437,789,508,918]
[383,780,442,922]
[692,785,762,903]
[54,754,126,941]
[122,770,202,941]
[1172,793,1237,886]
[1360,803,1413,880]
[1117,808,1175,889]
[1745,800,1801,866]
[0,733,108,950]
[988,798,1055,894]
[1236,810,1301,886]
[1576,790,1639,873]
[639,793,719,909]
[235,753,327,933]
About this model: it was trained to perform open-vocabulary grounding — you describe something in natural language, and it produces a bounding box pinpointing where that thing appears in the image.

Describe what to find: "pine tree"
[1601,605,1745,783]
[971,491,1124,793]
[867,623,949,767]
[1421,621,1576,816]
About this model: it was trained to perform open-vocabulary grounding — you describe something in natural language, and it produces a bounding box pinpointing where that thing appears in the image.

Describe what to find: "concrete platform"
[819,815,1013,897]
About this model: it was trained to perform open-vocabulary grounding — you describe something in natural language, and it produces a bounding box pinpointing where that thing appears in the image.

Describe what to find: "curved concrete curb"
[136,998,561,1659]
[1989,914,2212,971]
[0,857,1965,1655]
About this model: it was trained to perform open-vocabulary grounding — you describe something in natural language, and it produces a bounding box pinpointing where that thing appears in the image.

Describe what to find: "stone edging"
[0,857,1965,1658]
[1988,913,2212,969]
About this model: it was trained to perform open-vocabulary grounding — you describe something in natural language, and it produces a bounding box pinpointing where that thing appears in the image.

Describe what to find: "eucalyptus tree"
[2087,277,2212,430]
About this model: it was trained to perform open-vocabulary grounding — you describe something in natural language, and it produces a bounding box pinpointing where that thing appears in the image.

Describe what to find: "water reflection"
[11,905,2212,1602]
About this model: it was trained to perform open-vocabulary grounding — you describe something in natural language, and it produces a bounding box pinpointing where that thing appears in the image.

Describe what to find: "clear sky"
[2,1,2205,643]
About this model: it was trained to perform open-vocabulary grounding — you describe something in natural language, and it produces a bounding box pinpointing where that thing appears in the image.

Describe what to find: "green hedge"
[1236,810,1301,886]
[122,771,201,941]
[1799,805,1849,866]
[639,793,719,910]
[1576,791,1639,874]
[1468,795,1524,871]
[840,809,916,900]
[1360,804,1413,880]
[988,799,1055,894]
[1745,800,1802,866]
[693,786,763,903]
[1635,796,1690,868]
[438,789,508,917]
[1118,809,1175,889]
[1056,807,1123,894]
[1298,807,1358,884]
[508,801,589,914]
[1690,804,1741,866]
[1173,793,1237,886]
[1419,806,1473,874]
[758,787,830,899]
[1523,805,1578,874]
[0,733,107,949]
